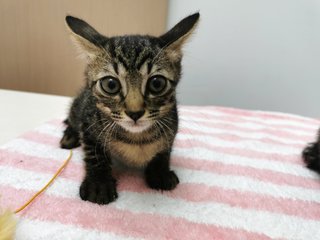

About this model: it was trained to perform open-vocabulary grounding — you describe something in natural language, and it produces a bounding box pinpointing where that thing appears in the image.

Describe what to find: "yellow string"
[14,150,73,214]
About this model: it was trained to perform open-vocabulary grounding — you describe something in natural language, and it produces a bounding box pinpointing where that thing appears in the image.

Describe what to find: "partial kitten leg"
[302,130,320,173]
[145,151,179,190]
[80,137,117,204]
[60,119,81,149]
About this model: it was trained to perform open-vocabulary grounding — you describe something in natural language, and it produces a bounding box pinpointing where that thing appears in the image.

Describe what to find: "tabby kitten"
[302,129,320,174]
[60,13,200,204]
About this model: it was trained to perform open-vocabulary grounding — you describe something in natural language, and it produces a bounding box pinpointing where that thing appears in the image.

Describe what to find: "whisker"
[155,120,170,149]
[151,41,172,65]
[103,121,117,158]
[95,120,114,159]
[83,117,108,133]
[159,119,174,137]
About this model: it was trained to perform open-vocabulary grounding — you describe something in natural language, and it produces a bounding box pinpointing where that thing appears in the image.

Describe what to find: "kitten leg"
[145,150,179,190]
[60,119,81,149]
[303,140,320,174]
[80,138,117,204]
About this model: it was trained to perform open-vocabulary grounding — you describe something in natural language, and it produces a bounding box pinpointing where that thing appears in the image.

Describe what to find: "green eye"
[147,75,167,94]
[100,77,121,94]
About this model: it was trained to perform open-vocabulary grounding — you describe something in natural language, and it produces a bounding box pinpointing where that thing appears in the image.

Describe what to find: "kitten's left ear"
[65,16,106,60]
[159,12,200,58]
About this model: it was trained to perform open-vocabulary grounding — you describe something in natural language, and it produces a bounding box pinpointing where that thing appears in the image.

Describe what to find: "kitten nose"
[125,110,145,122]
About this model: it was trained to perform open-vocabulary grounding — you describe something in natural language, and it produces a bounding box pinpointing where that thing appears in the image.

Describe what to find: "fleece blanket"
[1,106,320,240]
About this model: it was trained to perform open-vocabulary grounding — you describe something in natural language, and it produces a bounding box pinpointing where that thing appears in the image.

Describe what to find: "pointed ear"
[159,12,200,58]
[65,16,106,60]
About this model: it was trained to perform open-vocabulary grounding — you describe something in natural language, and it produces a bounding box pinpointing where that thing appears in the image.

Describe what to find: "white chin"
[118,121,151,133]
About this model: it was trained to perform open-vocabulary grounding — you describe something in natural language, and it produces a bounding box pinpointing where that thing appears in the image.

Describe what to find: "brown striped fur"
[60,13,200,204]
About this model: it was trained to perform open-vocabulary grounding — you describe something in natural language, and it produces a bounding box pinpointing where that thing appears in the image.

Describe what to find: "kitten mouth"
[118,120,151,133]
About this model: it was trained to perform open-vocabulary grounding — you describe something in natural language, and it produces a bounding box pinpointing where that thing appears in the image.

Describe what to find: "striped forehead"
[106,37,155,94]
[108,36,157,70]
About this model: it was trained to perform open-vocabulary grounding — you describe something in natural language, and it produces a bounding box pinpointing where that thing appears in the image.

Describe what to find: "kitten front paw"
[60,126,80,149]
[145,170,179,191]
[60,134,80,149]
[80,178,118,204]
[303,143,320,173]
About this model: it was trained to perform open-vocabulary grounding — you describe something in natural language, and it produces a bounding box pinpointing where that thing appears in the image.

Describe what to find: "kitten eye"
[99,76,121,94]
[147,75,167,95]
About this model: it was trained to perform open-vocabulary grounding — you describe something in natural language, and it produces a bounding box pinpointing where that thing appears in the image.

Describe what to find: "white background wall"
[167,0,320,117]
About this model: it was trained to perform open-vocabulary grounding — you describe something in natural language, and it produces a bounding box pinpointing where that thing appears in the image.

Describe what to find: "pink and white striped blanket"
[1,106,320,240]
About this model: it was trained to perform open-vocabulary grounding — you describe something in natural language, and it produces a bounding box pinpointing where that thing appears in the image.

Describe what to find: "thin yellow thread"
[14,150,73,214]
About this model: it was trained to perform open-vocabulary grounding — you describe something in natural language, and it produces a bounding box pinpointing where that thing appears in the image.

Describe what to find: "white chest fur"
[110,139,165,167]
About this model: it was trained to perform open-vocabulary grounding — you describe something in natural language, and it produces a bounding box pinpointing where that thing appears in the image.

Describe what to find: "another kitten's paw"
[60,128,80,149]
[79,178,118,204]
[146,170,179,191]
[303,143,320,173]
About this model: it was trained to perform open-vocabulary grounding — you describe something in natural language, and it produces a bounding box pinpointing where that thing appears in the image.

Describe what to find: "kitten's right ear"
[65,16,106,60]
[159,13,200,60]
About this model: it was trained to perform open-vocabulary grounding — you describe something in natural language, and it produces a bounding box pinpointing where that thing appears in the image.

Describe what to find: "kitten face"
[89,36,179,133]
[66,14,199,133]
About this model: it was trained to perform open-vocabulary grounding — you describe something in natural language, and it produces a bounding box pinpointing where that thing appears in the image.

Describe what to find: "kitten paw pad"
[80,178,118,204]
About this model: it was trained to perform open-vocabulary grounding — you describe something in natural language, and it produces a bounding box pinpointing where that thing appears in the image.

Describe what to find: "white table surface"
[0,89,72,145]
